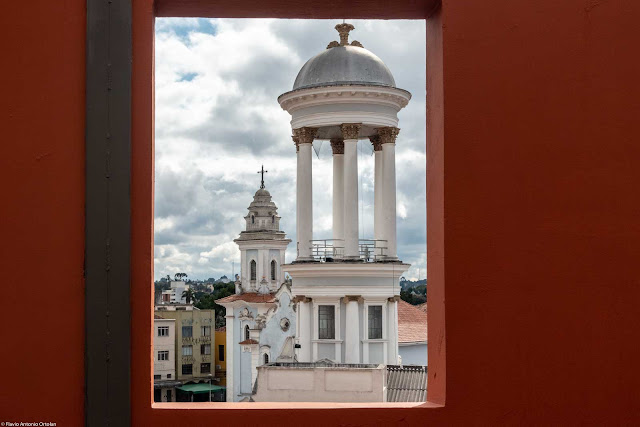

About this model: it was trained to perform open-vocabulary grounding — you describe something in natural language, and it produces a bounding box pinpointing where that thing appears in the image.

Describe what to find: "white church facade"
[280,23,411,366]
[216,175,296,402]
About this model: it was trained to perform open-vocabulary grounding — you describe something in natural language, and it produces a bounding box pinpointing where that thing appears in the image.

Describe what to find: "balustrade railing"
[309,239,387,262]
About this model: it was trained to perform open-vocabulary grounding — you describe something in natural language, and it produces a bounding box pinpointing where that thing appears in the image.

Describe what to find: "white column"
[240,250,246,292]
[372,136,384,256]
[331,138,344,258]
[344,296,361,363]
[380,127,400,260]
[387,297,399,364]
[341,124,361,259]
[294,127,317,261]
[297,298,312,362]
[225,312,235,401]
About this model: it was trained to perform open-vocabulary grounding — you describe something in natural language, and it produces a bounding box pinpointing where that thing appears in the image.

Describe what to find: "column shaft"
[345,299,360,363]
[331,139,344,258]
[341,124,361,259]
[372,137,384,257]
[297,300,312,362]
[379,127,399,260]
[387,299,399,364]
[297,143,313,260]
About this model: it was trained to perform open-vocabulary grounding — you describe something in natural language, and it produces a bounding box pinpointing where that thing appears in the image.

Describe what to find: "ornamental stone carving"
[377,126,400,144]
[350,40,363,48]
[292,127,318,146]
[335,23,355,46]
[326,41,340,49]
[370,134,383,151]
[340,123,361,140]
[342,295,364,304]
[330,138,344,154]
[280,317,291,332]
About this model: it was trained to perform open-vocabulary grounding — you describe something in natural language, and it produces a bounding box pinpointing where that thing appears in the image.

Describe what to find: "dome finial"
[335,22,355,46]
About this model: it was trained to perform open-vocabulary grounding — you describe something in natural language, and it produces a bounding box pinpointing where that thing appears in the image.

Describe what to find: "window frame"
[367,305,383,340]
[157,326,169,337]
[157,350,169,361]
[317,305,336,340]
[97,0,446,420]
[218,344,225,362]
[181,326,193,338]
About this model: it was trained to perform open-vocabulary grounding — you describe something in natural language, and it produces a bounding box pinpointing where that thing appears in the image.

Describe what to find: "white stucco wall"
[153,318,176,380]
[398,343,427,366]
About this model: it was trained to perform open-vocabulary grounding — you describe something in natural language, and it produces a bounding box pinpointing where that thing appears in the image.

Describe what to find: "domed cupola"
[237,166,287,238]
[278,23,411,141]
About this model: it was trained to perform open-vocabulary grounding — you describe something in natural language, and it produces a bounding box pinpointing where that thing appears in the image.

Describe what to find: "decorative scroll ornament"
[340,123,362,140]
[326,41,340,49]
[370,134,383,151]
[377,126,400,144]
[330,138,345,154]
[350,40,363,48]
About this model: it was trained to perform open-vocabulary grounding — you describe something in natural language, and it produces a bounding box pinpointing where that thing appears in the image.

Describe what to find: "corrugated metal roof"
[386,365,427,402]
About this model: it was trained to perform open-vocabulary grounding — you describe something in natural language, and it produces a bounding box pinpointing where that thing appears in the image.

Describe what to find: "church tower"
[278,23,411,365]
[216,169,296,401]
[234,166,291,295]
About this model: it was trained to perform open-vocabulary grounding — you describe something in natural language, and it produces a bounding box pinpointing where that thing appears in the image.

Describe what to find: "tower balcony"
[305,239,388,262]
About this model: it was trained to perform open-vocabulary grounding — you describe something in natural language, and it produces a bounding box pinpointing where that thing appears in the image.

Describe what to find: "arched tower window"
[251,215,255,224]
[245,325,250,341]
[272,215,275,224]
[250,260,256,281]
[271,260,277,281]
[263,353,269,364]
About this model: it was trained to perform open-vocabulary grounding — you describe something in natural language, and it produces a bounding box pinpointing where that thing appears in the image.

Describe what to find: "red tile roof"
[154,314,164,319]
[415,302,427,313]
[216,292,276,304]
[215,326,226,332]
[238,339,259,345]
[397,300,428,343]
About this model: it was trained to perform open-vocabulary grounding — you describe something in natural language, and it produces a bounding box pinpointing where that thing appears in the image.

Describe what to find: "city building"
[397,300,428,366]
[214,327,226,386]
[160,280,192,304]
[278,23,411,365]
[216,178,297,402]
[153,314,180,402]
[153,305,222,400]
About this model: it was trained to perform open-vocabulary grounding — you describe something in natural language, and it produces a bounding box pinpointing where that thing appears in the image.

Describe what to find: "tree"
[174,272,188,281]
[181,288,195,304]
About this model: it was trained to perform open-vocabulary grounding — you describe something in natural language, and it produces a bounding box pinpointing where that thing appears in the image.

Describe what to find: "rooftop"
[398,300,428,343]
[216,292,277,304]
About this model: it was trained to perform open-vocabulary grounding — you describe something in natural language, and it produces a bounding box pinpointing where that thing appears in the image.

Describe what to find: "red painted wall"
[0,0,86,425]
[3,0,640,425]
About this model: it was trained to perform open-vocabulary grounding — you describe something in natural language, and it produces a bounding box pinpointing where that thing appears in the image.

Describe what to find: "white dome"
[293,46,396,91]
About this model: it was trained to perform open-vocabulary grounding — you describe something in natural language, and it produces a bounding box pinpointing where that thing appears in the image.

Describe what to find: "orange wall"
[3,0,640,425]
[0,0,85,425]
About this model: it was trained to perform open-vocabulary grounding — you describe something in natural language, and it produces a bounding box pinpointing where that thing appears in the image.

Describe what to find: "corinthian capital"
[377,127,400,144]
[370,134,383,151]
[330,138,344,154]
[340,123,361,140]
[292,127,318,145]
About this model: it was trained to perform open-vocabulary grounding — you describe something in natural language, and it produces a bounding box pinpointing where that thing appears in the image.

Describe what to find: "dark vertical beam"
[85,0,132,425]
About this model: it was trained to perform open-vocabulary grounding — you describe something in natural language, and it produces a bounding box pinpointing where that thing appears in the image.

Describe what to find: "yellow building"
[154,305,215,382]
[215,327,227,386]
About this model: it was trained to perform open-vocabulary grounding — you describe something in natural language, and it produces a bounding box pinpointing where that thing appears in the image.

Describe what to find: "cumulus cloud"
[155,18,426,281]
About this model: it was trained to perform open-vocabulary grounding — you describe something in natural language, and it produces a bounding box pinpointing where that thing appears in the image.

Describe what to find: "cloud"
[154,18,426,281]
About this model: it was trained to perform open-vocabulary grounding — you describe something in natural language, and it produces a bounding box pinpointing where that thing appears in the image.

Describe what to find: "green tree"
[181,288,195,304]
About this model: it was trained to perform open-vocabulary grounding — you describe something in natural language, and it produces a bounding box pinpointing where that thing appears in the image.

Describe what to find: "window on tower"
[251,215,255,224]
[245,325,250,341]
[250,260,256,281]
[271,260,277,281]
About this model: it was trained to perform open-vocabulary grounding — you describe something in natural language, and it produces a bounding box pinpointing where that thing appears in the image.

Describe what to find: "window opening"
[318,305,335,339]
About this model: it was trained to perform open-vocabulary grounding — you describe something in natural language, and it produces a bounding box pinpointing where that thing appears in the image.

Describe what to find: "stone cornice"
[330,138,344,154]
[387,296,401,303]
[341,123,361,140]
[278,85,411,112]
[377,126,400,144]
[292,295,312,304]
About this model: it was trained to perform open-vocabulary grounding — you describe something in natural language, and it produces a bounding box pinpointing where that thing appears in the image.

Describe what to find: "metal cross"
[257,165,268,189]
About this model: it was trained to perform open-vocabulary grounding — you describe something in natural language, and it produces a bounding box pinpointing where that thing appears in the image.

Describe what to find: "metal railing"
[309,239,387,262]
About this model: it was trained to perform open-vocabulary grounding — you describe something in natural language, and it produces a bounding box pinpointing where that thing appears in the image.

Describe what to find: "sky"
[154,18,426,281]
